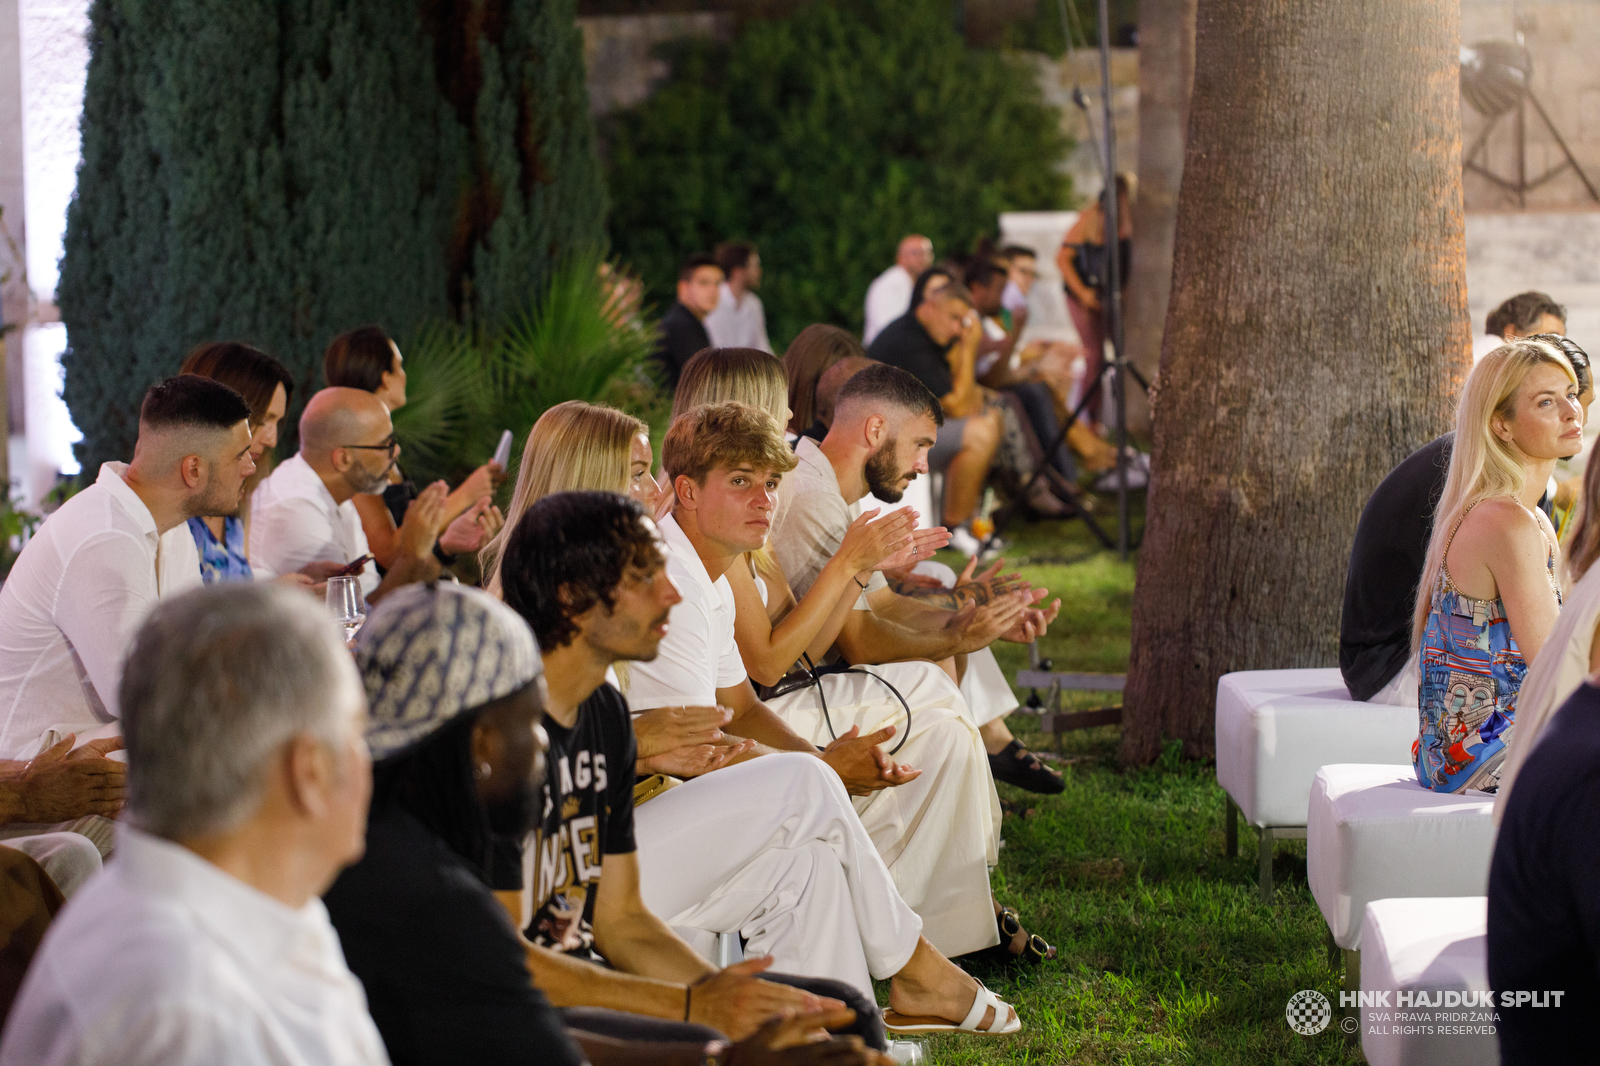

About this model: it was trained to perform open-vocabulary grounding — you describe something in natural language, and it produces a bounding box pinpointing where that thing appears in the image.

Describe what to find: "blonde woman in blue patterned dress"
[1412,340,1584,793]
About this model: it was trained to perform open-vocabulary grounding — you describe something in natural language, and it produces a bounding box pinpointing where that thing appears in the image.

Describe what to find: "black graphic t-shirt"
[527,682,638,958]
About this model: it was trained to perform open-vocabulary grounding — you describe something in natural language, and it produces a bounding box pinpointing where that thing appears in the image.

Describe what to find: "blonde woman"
[1414,339,1583,793]
[1493,337,1596,818]
[672,348,1054,966]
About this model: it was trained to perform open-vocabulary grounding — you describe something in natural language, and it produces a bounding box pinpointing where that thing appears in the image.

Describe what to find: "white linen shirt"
[704,282,772,353]
[772,437,887,611]
[625,515,747,710]
[249,453,378,598]
[0,826,389,1066]
[863,264,914,346]
[0,463,201,759]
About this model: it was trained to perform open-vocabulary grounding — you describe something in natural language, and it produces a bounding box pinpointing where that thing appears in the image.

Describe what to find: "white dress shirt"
[704,282,772,353]
[0,826,389,1066]
[0,463,201,759]
[250,453,378,598]
[625,515,748,709]
[863,264,914,346]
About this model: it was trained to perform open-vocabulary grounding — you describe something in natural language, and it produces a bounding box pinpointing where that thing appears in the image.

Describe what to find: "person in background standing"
[705,242,771,353]
[652,254,724,390]
[1057,175,1133,430]
[863,236,934,346]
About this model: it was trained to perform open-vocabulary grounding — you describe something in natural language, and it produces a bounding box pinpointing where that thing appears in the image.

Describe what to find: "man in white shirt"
[0,376,255,761]
[862,235,933,346]
[0,581,388,1066]
[771,364,1070,796]
[250,387,444,603]
[704,241,772,353]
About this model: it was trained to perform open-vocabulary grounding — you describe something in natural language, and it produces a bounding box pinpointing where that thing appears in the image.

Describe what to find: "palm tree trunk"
[1121,0,1471,764]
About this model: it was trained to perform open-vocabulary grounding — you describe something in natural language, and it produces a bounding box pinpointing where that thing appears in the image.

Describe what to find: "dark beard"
[864,439,911,502]
[486,749,544,838]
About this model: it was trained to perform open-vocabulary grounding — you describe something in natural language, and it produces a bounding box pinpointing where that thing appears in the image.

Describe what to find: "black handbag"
[756,654,913,757]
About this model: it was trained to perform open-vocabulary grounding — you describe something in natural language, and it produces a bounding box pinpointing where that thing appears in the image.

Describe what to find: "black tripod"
[993,0,1146,560]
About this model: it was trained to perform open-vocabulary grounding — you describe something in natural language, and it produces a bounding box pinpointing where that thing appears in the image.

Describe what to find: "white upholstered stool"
[1359,897,1496,1066]
[1214,669,1416,898]
[1307,765,1496,950]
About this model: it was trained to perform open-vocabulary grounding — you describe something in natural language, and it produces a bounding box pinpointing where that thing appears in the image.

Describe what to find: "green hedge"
[602,0,1072,349]
[60,0,603,472]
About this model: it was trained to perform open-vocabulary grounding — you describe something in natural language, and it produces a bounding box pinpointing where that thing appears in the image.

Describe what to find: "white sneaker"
[1095,451,1150,491]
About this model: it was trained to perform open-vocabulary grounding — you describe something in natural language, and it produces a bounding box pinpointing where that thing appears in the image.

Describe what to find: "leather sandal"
[989,739,1065,795]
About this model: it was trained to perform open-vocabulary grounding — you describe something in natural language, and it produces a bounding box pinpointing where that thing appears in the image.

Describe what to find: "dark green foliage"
[387,254,659,491]
[60,0,604,472]
[603,0,1072,349]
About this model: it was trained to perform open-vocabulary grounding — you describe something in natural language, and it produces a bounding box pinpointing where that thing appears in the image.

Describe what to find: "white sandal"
[883,980,1022,1035]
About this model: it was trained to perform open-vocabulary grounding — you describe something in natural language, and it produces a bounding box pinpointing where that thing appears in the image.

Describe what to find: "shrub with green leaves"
[60,0,603,473]
[603,0,1071,349]
[388,255,661,491]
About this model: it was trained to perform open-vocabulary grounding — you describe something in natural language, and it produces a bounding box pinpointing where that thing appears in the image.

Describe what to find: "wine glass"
[326,576,366,644]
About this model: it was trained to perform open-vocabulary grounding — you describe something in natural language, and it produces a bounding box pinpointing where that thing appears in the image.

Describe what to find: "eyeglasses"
[342,433,400,455]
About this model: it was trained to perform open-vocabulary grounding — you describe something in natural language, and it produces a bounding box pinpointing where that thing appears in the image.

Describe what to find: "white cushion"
[1360,897,1496,1066]
[1215,669,1416,827]
[1308,765,1497,949]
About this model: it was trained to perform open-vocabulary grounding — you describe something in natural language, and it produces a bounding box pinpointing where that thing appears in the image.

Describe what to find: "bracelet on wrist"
[433,543,457,566]
[701,1039,731,1066]
[853,576,869,591]
[684,983,692,1021]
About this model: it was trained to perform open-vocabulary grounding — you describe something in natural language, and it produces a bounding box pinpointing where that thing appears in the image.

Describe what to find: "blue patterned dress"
[187,516,253,585]
[1415,503,1561,793]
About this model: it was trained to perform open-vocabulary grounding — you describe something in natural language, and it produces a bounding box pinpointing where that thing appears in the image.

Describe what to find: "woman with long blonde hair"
[1413,339,1583,793]
[672,347,1055,967]
[480,400,663,595]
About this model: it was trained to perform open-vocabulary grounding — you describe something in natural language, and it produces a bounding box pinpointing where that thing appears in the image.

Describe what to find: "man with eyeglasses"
[250,387,446,603]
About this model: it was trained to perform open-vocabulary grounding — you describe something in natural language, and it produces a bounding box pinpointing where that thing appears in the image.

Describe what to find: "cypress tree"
[60,0,602,471]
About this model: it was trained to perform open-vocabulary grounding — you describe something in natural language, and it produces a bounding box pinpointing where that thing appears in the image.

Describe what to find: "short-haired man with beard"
[250,387,446,603]
[0,375,253,763]
[502,483,1020,1037]
[772,363,1068,795]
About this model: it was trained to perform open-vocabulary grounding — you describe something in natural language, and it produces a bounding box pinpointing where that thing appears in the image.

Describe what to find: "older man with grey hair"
[0,583,388,1066]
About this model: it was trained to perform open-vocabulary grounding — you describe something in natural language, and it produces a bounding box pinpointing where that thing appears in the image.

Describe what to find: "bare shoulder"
[1456,497,1550,555]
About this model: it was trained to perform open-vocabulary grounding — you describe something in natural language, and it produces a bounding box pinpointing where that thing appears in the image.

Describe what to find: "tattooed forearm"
[886,579,969,609]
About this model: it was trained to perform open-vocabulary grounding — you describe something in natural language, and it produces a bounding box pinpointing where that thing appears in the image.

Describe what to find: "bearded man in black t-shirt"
[499,490,891,1051]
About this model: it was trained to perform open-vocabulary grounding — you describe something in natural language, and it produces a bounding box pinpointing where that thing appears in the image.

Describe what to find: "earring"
[475,762,492,781]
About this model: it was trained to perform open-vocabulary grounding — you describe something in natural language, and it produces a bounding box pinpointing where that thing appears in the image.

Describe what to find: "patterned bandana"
[354,582,542,760]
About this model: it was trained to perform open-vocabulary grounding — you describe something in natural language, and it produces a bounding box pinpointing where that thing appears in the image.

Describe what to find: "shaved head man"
[251,387,447,604]
[864,234,936,346]
[0,374,255,761]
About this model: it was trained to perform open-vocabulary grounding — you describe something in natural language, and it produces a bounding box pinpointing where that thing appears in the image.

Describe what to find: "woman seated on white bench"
[1412,339,1583,793]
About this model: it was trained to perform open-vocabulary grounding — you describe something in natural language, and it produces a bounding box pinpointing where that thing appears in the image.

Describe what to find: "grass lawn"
[903,499,1361,1064]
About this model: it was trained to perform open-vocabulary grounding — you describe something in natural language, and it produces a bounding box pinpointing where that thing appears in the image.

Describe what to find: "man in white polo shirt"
[1,582,387,1066]
[625,402,1020,1035]
[0,376,254,763]
[250,387,443,603]
[771,363,1069,796]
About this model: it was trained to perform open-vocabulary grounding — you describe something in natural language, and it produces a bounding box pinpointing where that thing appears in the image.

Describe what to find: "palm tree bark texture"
[1121,0,1471,764]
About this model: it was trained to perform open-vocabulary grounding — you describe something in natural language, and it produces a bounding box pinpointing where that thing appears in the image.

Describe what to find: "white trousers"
[1368,653,1421,708]
[768,662,1001,957]
[635,753,923,998]
[0,832,102,898]
[960,646,1019,727]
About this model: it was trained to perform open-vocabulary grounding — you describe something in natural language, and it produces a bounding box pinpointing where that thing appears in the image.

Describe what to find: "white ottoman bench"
[1215,669,1416,898]
[1359,897,1496,1066]
[1308,765,1497,950]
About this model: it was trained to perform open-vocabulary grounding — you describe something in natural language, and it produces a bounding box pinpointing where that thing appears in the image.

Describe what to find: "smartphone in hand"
[332,554,374,578]
[492,430,513,469]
